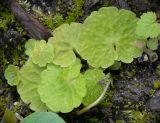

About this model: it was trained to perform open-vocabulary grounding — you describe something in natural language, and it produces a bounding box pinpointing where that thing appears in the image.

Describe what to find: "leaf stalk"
[76,81,111,115]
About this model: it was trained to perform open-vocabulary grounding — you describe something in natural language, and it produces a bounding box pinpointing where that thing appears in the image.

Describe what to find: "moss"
[0,42,25,78]
[65,0,84,23]
[115,120,125,123]
[100,89,114,107]
[0,32,11,119]
[156,64,160,76]
[43,13,64,30]
[0,4,28,119]
[0,85,11,118]
[42,0,85,29]
[87,117,99,123]
[21,0,85,30]
[0,50,8,73]
[0,4,14,31]
[0,81,7,117]
[116,110,156,123]
[120,69,136,80]
[153,81,160,89]
[0,4,25,34]
[0,96,7,118]
[22,2,64,30]
[39,11,63,30]
[12,44,25,65]
[102,0,110,7]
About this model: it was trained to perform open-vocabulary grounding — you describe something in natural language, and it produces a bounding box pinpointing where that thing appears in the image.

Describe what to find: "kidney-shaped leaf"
[48,22,81,67]
[25,39,36,56]
[49,42,76,67]
[136,12,160,38]
[50,22,82,48]
[82,69,105,106]
[31,40,54,67]
[147,38,158,50]
[38,59,86,113]
[18,60,47,111]
[20,112,65,123]
[4,65,20,86]
[76,7,142,68]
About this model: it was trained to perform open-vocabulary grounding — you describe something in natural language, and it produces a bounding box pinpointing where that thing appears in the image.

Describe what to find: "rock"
[116,0,131,10]
[147,90,160,111]
[147,96,160,111]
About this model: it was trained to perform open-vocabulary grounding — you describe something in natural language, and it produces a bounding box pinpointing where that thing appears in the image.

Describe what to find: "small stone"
[147,96,160,111]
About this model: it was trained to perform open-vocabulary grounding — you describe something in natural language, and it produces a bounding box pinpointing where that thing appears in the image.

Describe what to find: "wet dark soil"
[1,0,160,123]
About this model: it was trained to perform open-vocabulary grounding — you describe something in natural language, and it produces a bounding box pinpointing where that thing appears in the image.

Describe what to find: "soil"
[1,0,160,123]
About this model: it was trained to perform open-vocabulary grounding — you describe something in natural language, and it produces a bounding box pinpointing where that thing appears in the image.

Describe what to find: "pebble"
[147,96,160,111]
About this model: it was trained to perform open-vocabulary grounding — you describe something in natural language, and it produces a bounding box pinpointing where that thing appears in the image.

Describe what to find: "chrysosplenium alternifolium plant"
[5,7,160,113]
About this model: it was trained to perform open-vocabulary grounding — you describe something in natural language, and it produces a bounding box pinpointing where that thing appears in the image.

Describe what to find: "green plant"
[146,38,158,50]
[4,65,20,86]
[0,4,25,33]
[65,0,84,23]
[136,12,160,39]
[5,7,160,114]
[153,81,160,89]
[20,112,65,123]
[1,109,17,123]
[122,110,147,123]
[136,12,160,61]
[76,7,143,68]
[0,5,14,30]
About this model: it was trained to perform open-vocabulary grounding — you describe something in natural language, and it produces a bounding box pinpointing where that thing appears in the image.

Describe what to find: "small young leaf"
[147,38,158,50]
[82,69,105,106]
[136,12,160,38]
[20,112,65,123]
[38,59,86,113]
[4,65,20,86]
[31,40,54,67]
[25,39,36,56]
[18,60,47,111]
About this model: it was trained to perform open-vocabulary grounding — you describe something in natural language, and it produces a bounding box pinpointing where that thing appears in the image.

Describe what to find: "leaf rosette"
[76,7,143,68]
[4,6,151,114]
